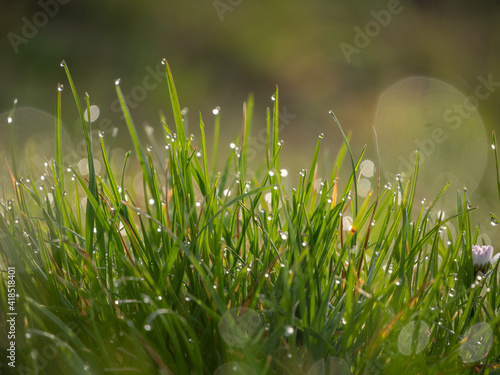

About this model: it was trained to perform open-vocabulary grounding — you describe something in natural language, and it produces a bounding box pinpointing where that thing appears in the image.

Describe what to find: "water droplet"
[268,170,275,177]
[223,189,231,197]
[284,325,294,336]
[280,231,288,240]
[144,324,152,331]
[115,78,121,86]
[7,117,13,124]
[57,83,64,92]
[149,198,155,205]
[98,130,104,138]
[161,58,167,65]
[491,216,499,226]
[319,133,324,139]
[212,106,220,115]
[300,169,306,177]
[396,174,401,181]
[147,145,153,152]
[448,288,456,297]
[302,241,307,247]
[229,142,236,149]
[271,93,276,101]
[492,143,496,150]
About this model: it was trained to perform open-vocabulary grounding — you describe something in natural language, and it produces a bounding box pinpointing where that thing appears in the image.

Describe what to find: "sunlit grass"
[1,61,500,374]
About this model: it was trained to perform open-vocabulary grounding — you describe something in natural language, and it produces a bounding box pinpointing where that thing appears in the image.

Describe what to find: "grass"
[1,60,500,374]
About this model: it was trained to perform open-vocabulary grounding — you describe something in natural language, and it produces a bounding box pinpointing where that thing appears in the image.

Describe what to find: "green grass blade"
[163,60,186,148]
[55,83,64,190]
[330,110,358,217]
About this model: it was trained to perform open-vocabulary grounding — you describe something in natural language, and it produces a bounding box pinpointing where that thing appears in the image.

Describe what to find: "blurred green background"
[1,0,500,243]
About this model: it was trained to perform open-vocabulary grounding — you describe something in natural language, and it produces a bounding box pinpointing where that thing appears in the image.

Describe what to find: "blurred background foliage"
[1,0,500,242]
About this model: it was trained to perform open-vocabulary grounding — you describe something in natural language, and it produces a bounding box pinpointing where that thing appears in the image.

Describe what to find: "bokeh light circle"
[374,77,487,208]
[460,322,493,363]
[214,362,255,375]
[0,107,74,176]
[83,105,100,123]
[307,357,351,375]
[219,307,263,347]
[398,320,430,356]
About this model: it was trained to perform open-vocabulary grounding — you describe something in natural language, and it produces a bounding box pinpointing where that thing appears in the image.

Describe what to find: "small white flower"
[471,245,500,274]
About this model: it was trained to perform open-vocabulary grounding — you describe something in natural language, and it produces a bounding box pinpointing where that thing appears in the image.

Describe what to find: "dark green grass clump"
[1,61,500,374]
